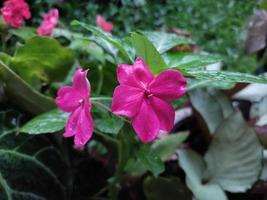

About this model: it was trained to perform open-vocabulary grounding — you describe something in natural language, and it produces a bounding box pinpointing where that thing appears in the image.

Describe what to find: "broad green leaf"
[137,146,165,177]
[141,31,194,54]
[130,32,166,74]
[177,149,228,200]
[71,20,134,62]
[20,109,68,134]
[0,61,55,114]
[0,132,70,200]
[94,116,124,135]
[203,111,263,192]
[11,27,36,41]
[187,78,235,91]
[163,52,222,69]
[189,89,233,134]
[143,176,191,200]
[151,132,188,161]
[10,36,75,85]
[186,70,267,84]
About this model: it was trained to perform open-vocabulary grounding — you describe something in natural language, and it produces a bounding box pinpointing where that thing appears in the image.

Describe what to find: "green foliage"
[177,149,228,200]
[130,32,166,73]
[189,89,233,134]
[72,20,134,63]
[140,31,194,54]
[0,61,55,114]
[134,145,165,177]
[9,37,75,87]
[151,132,188,161]
[0,132,70,200]
[204,111,263,192]
[177,108,263,199]
[163,52,222,69]
[20,109,68,135]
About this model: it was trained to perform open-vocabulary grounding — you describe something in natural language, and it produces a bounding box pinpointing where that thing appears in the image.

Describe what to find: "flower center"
[79,98,85,105]
[144,88,153,99]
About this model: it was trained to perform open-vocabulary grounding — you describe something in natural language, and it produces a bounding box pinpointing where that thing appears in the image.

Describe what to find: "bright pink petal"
[149,69,186,101]
[96,15,113,33]
[72,68,90,98]
[74,103,94,148]
[56,86,82,112]
[132,100,160,142]
[117,57,154,88]
[111,85,144,117]
[117,64,139,87]
[150,96,175,131]
[63,106,82,137]
[133,57,154,84]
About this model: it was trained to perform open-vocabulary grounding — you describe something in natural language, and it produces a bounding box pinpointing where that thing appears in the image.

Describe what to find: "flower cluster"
[56,58,186,147]
[37,9,59,36]
[96,15,113,33]
[56,69,93,148]
[0,0,31,28]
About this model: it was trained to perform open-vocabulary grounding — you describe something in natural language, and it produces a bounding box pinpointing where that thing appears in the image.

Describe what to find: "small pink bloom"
[96,15,113,33]
[56,68,94,148]
[0,0,31,28]
[111,57,186,143]
[37,8,59,36]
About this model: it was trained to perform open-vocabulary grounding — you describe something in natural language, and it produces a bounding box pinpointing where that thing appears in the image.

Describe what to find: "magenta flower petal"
[149,69,186,101]
[72,69,90,98]
[132,100,160,142]
[63,106,82,137]
[56,86,82,112]
[133,57,154,86]
[1,0,31,28]
[111,85,144,117]
[117,57,154,88]
[150,96,175,131]
[56,68,93,148]
[96,15,113,33]
[74,103,94,148]
[117,64,139,87]
[37,8,59,36]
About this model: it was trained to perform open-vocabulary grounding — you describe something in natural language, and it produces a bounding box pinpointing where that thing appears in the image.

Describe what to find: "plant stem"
[96,65,104,95]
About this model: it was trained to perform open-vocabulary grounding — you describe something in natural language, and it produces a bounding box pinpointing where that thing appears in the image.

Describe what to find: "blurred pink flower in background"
[111,57,187,143]
[0,0,31,28]
[37,8,59,36]
[96,15,113,33]
[56,69,94,148]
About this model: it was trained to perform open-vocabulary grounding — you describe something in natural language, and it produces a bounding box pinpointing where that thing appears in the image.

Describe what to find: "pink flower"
[96,15,113,33]
[37,8,59,36]
[111,57,187,143]
[0,0,31,28]
[56,69,94,148]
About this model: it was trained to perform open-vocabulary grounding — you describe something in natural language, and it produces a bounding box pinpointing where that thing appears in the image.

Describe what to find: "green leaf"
[0,61,55,114]
[20,109,68,134]
[151,132,188,161]
[130,32,166,74]
[138,146,165,177]
[141,31,194,54]
[0,132,70,199]
[186,70,267,84]
[189,89,233,134]
[203,111,263,192]
[163,52,222,69]
[11,27,36,41]
[94,115,124,135]
[10,36,75,85]
[71,20,134,62]
[177,149,228,200]
[187,78,235,91]
[143,176,192,200]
